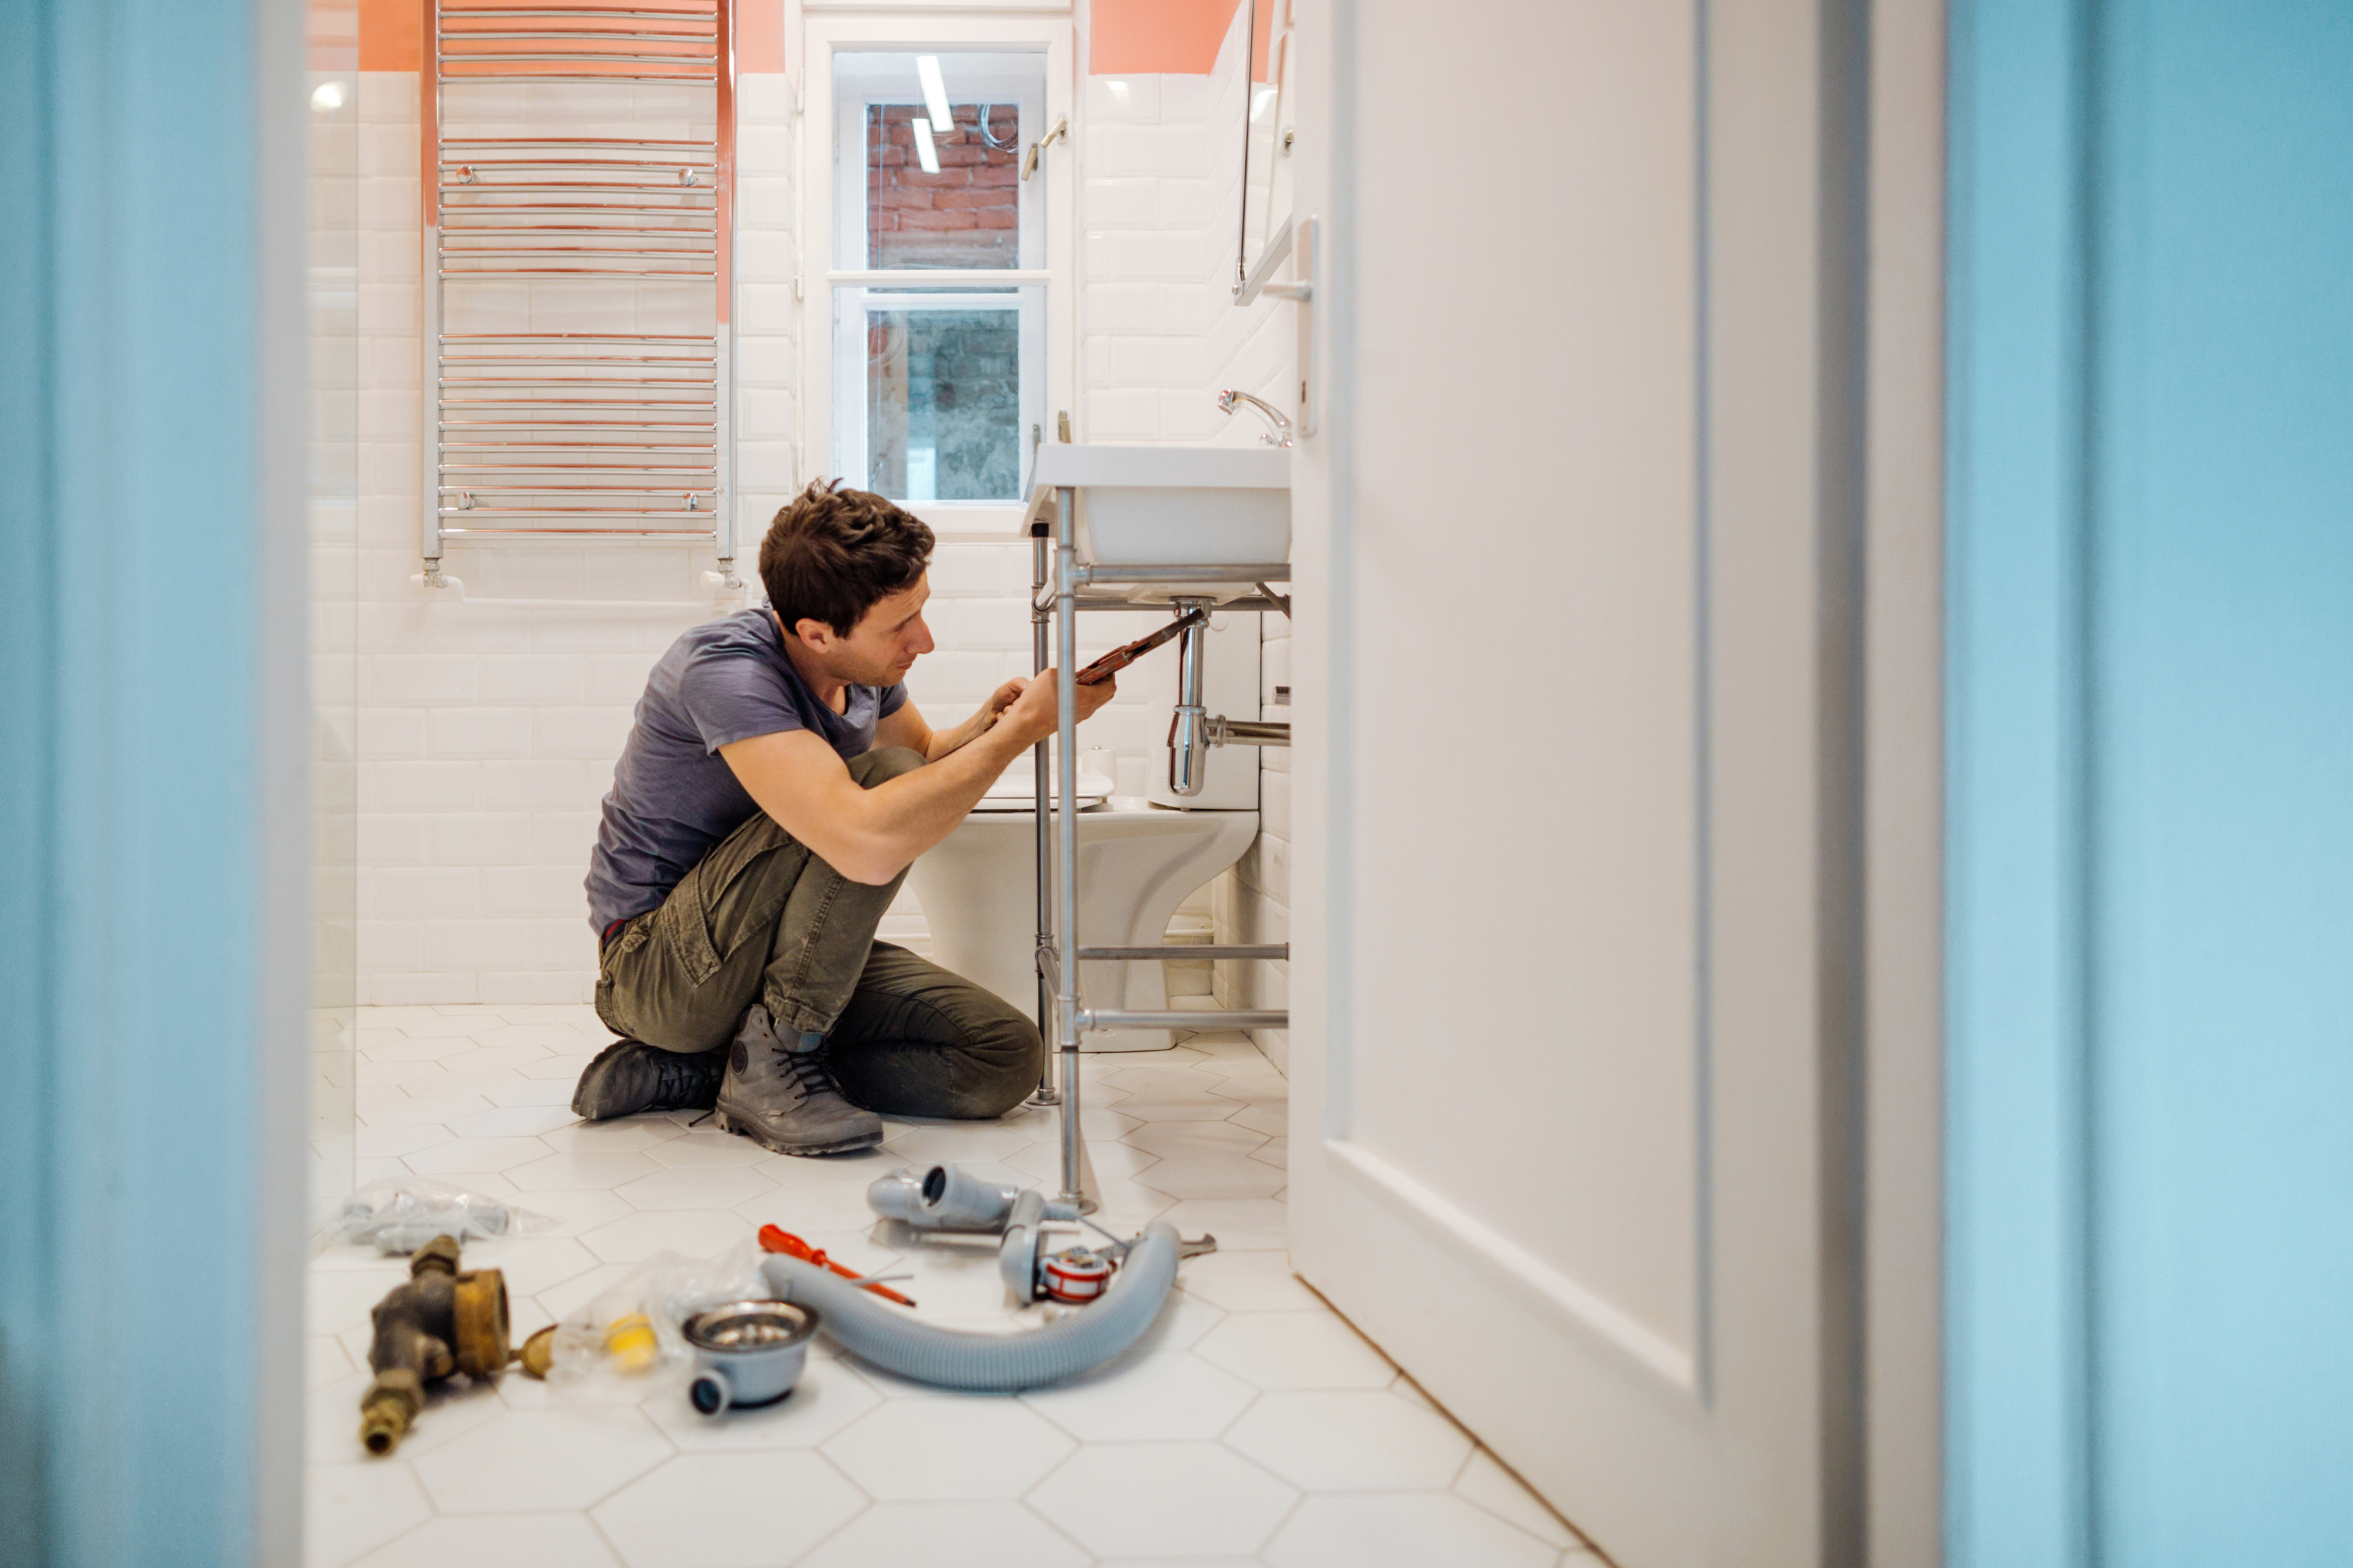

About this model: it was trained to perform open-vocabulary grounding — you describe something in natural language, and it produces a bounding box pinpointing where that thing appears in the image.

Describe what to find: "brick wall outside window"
[865,104,1021,269]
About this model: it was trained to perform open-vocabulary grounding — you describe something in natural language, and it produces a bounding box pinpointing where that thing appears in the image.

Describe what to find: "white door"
[1282,3,1913,1563]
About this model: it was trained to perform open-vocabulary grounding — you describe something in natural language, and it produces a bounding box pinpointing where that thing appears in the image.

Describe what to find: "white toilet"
[905,609,1261,1052]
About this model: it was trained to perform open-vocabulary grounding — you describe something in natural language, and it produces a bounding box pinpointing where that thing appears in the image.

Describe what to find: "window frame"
[799,11,1074,539]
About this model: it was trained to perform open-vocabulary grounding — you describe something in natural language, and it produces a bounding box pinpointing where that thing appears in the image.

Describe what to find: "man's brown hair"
[759,479,935,638]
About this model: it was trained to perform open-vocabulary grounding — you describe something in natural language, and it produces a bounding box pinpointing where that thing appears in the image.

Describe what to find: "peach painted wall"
[1092,0,1273,80]
[735,0,781,75]
[358,0,418,70]
[359,0,783,72]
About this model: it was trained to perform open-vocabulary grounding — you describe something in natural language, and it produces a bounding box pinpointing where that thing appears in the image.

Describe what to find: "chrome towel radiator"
[418,0,741,585]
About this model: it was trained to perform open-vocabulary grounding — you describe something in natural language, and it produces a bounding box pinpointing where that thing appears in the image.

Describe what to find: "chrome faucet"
[1216,388,1295,448]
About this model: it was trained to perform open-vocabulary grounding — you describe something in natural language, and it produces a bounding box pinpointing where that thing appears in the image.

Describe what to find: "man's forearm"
[856,720,1034,873]
[921,704,997,763]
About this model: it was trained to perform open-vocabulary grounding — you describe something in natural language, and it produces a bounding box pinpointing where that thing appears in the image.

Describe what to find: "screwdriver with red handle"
[756,1224,916,1307]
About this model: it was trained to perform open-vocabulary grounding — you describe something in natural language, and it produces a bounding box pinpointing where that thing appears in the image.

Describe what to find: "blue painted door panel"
[1949,2,2353,1564]
[2088,2,2353,1560]
[1,2,305,1564]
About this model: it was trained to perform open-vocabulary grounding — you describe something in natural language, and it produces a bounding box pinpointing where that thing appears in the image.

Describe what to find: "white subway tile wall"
[354,71,788,1006]
[354,9,1294,1032]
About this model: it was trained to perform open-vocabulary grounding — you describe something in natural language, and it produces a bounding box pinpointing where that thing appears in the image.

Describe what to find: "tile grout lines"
[306,1003,1588,1568]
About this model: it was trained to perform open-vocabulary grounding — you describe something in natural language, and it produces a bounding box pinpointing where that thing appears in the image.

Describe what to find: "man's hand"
[1000,668,1115,746]
[980,675,1030,725]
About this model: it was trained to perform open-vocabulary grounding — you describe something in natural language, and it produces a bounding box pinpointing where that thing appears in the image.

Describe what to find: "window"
[803,19,1072,536]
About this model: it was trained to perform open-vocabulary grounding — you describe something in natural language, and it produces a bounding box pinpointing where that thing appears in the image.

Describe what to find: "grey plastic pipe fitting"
[758,1222,1184,1392]
[868,1165,1076,1233]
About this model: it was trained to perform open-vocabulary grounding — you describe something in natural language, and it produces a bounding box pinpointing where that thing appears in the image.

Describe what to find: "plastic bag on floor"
[548,1240,768,1383]
[333,1176,556,1255]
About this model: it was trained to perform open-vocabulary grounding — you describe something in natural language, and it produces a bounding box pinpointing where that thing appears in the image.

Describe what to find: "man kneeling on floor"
[570,479,1116,1155]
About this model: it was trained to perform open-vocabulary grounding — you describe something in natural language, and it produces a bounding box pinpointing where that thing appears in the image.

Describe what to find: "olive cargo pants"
[592,746,1042,1119]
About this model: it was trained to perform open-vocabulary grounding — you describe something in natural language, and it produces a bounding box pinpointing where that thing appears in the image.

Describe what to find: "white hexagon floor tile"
[1226,1100,1289,1137]
[1003,1136,1160,1183]
[1224,1389,1474,1491]
[401,1169,519,1201]
[506,1150,664,1192]
[434,1067,536,1101]
[1123,1119,1268,1160]
[1261,1492,1564,1568]
[482,1076,584,1107]
[1154,1196,1291,1249]
[639,1128,775,1167]
[448,1043,561,1073]
[470,1022,606,1053]
[402,1136,557,1176]
[457,1235,601,1297]
[1118,1091,1261,1123]
[304,1460,432,1568]
[1019,1349,1257,1441]
[364,1090,495,1127]
[516,1187,636,1235]
[614,1163,779,1211]
[364,1034,482,1062]
[541,1117,689,1154]
[1175,1249,1325,1313]
[1194,1311,1397,1390]
[1134,1152,1286,1199]
[307,1335,355,1393]
[821,1396,1075,1500]
[410,1406,673,1513]
[796,1502,1094,1568]
[591,1452,866,1568]
[580,1208,758,1265]
[356,1059,457,1090]
[751,1145,899,1190]
[731,1175,892,1232]
[882,1122,1035,1164]
[349,1512,626,1568]
[352,1124,458,1159]
[1026,1440,1299,1559]
[445,1103,578,1138]
[306,1006,1585,1568]
[1453,1447,1584,1551]
[388,1015,499,1039]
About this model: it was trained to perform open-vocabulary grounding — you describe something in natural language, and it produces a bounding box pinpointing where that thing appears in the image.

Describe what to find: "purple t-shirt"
[584,608,908,931]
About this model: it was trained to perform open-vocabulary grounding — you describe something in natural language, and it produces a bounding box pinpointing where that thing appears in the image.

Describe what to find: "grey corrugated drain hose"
[757,1221,1182,1392]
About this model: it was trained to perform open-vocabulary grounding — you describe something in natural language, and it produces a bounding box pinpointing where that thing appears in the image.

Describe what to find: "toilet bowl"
[905,788,1257,1053]
[908,606,1264,1053]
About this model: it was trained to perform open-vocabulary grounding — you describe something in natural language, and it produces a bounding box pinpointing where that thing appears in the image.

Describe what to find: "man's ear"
[792,616,836,651]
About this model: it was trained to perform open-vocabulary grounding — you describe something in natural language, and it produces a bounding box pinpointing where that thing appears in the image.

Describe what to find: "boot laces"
[652,1049,713,1107]
[775,1042,844,1106]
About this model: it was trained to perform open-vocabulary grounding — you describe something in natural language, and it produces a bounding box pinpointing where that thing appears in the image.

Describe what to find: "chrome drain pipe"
[1166,598,1214,796]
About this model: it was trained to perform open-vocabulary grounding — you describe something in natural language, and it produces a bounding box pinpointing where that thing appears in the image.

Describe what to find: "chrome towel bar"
[421,0,741,587]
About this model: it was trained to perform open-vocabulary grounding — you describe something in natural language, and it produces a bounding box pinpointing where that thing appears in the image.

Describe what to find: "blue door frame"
[1947,2,2353,1564]
[0,2,309,1563]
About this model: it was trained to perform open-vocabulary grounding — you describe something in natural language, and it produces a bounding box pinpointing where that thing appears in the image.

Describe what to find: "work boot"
[715,1002,884,1156]
[570,1038,725,1122]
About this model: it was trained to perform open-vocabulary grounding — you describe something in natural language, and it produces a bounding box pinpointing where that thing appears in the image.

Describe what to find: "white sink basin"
[1024,443,1291,568]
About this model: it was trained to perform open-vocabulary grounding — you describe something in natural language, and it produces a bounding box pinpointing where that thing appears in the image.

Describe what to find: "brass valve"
[357,1234,514,1456]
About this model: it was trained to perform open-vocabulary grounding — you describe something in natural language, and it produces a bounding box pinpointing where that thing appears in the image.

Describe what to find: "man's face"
[792,574,934,685]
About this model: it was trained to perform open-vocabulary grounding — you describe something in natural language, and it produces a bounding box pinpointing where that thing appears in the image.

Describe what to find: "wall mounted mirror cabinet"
[1235,0,1297,302]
